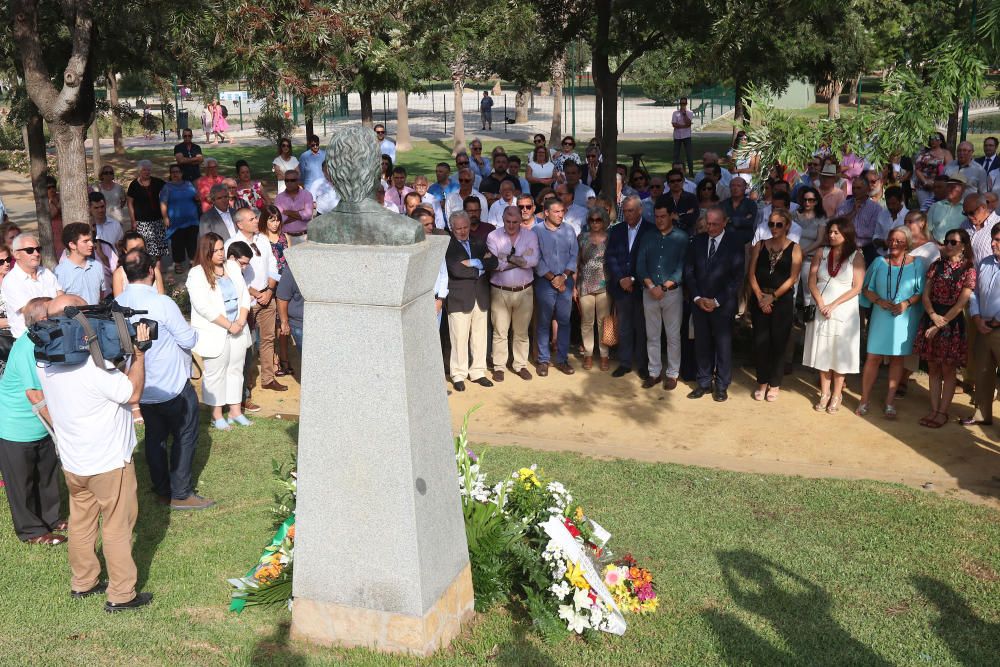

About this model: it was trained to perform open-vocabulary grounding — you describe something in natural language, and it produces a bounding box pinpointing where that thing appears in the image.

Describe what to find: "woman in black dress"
[747,208,803,402]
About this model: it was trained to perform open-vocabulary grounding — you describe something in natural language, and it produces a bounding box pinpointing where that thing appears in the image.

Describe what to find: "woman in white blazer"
[186,232,253,430]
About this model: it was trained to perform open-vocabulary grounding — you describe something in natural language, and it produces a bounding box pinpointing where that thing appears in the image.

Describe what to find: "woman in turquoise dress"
[857,226,925,419]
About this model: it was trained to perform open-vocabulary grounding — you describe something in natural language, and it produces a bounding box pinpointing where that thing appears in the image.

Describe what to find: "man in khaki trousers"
[35,295,154,612]
[445,211,499,391]
[486,206,539,381]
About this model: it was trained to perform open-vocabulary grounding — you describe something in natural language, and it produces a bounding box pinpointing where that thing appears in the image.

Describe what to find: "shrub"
[255,99,293,149]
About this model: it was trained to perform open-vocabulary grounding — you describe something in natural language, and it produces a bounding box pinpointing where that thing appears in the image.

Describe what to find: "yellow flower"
[575,506,585,521]
[517,467,541,488]
[565,561,589,590]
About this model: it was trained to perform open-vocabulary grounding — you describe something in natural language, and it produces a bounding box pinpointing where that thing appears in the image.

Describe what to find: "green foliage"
[0,122,21,151]
[254,98,294,149]
[465,500,523,611]
[631,43,698,104]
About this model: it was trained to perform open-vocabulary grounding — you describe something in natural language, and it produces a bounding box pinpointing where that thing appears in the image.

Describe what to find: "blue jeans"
[290,324,303,348]
[139,383,200,499]
[535,277,573,364]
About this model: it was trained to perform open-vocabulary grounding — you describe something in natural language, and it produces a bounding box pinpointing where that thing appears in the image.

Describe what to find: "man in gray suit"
[199,185,237,240]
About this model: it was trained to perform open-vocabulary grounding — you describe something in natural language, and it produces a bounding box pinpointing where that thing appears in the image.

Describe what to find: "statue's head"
[323,126,380,203]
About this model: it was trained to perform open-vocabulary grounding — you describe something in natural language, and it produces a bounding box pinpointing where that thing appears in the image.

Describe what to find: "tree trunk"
[594,79,603,140]
[514,85,530,124]
[946,97,960,153]
[732,77,748,136]
[826,79,843,119]
[846,75,860,106]
[107,70,125,154]
[450,57,467,155]
[360,89,374,127]
[52,123,91,227]
[304,93,314,139]
[22,100,55,267]
[549,52,566,144]
[396,90,411,151]
[593,0,617,198]
[91,120,101,180]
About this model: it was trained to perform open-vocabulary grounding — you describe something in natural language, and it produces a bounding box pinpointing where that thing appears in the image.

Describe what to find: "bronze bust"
[307,126,425,246]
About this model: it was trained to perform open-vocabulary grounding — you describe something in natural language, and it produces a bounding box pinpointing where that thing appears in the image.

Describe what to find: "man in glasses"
[413,175,447,229]
[373,123,396,163]
[926,174,968,244]
[429,162,458,204]
[945,141,988,197]
[962,193,1000,265]
[656,168,700,234]
[487,206,538,381]
[516,194,538,230]
[671,97,695,176]
[1,233,64,338]
[720,176,758,246]
[963,221,1000,427]
[173,129,203,181]
[452,152,482,189]
[274,169,314,245]
[791,158,822,202]
[445,168,487,219]
[298,134,327,194]
[487,180,520,226]
[468,139,491,180]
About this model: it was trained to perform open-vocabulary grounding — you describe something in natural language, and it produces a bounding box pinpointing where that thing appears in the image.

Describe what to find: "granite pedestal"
[284,237,473,655]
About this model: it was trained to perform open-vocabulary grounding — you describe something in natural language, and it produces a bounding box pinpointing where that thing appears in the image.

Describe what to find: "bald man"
[945,141,989,196]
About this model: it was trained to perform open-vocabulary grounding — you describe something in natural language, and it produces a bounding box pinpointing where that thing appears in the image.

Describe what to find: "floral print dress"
[914,259,977,366]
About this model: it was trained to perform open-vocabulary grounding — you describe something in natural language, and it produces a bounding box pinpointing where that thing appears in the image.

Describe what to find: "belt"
[285,230,307,237]
[492,283,533,292]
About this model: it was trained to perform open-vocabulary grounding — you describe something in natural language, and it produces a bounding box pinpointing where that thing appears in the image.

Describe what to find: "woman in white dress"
[803,217,866,413]
[272,138,299,194]
[526,145,556,200]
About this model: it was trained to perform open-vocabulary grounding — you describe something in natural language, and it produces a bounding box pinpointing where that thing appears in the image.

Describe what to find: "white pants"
[643,288,683,379]
[449,305,488,382]
[201,335,247,406]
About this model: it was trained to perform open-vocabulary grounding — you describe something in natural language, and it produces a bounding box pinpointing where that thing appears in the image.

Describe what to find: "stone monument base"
[291,564,475,656]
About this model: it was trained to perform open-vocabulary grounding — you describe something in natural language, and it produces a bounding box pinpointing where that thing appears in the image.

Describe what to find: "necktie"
[462,240,471,258]
[985,157,993,173]
[709,236,717,259]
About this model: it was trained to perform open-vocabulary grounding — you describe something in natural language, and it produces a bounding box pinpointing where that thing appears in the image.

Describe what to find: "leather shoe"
[664,377,678,391]
[713,386,729,402]
[26,532,67,546]
[515,368,532,380]
[582,356,593,370]
[453,381,466,392]
[170,494,216,511]
[261,380,287,391]
[642,375,661,389]
[611,365,631,378]
[536,363,549,377]
[105,591,153,613]
[555,362,575,375]
[600,357,610,371]
[71,581,108,599]
[492,370,505,382]
[242,399,261,413]
[960,416,992,426]
[473,377,494,388]
[51,519,68,531]
[687,386,710,399]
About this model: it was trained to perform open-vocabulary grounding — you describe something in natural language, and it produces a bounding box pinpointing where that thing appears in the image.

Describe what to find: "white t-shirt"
[38,358,136,476]
[527,161,555,181]
[272,155,300,194]
[672,109,694,140]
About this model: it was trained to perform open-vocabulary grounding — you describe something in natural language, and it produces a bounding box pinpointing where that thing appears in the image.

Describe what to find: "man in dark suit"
[605,195,654,378]
[198,184,237,240]
[445,211,499,391]
[657,168,701,234]
[976,136,1000,181]
[683,205,744,401]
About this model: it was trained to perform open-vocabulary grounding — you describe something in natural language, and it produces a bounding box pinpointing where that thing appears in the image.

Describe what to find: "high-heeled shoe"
[826,395,842,414]
[814,394,831,412]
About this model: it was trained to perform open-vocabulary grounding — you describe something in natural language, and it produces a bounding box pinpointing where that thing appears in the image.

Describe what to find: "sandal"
[765,387,780,402]
[753,388,766,401]
[855,402,870,416]
[826,396,842,414]
[211,418,231,431]
[919,411,939,427]
[26,533,67,546]
[884,404,897,420]
[928,412,949,429]
[814,394,831,412]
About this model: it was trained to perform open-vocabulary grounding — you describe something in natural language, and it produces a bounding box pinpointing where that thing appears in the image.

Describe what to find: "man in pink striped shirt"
[274,169,314,245]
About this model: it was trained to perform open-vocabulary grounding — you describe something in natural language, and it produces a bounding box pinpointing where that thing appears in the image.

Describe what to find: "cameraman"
[0,296,65,545]
[37,294,153,612]
[116,250,213,511]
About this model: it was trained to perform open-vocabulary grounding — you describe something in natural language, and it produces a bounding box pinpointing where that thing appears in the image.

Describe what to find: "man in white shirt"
[874,185,910,254]
[694,152,733,186]
[751,192,803,244]
[54,223,105,305]
[671,97,695,175]
[413,175,447,229]
[672,162,697,193]
[446,168,488,218]
[1,233,63,337]
[944,141,989,196]
[374,123,396,162]
[37,294,153,611]
[487,180,520,226]
[88,192,123,247]
[224,208,283,393]
[555,183,587,235]
[198,185,237,240]
[563,161,596,207]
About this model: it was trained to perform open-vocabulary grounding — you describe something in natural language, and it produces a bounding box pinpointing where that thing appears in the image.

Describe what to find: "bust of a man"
[308,126,425,246]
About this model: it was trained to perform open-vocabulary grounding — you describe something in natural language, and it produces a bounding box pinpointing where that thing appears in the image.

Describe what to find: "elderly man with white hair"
[0,233,64,338]
[945,141,989,196]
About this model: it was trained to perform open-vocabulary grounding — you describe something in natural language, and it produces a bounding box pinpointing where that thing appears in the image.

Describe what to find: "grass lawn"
[0,417,997,666]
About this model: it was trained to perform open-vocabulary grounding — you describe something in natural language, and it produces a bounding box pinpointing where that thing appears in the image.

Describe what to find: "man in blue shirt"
[54,223,105,304]
[533,199,578,376]
[965,222,1000,426]
[0,296,65,544]
[637,201,689,390]
[298,134,327,193]
[115,250,212,511]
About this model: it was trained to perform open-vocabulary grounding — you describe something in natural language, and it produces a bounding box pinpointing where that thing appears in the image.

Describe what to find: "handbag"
[600,308,619,347]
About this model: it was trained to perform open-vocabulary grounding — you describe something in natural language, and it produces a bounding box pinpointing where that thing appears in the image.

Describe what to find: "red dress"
[914,260,977,366]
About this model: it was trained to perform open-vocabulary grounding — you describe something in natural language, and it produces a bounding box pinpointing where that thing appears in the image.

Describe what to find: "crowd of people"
[0,119,999,614]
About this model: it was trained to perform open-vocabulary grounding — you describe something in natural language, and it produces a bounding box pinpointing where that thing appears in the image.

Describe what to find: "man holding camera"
[0,297,65,545]
[37,294,153,612]
[116,250,212,511]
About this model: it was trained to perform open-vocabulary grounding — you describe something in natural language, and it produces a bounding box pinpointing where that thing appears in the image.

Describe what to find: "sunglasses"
[1,256,12,267]
[18,246,41,254]
[587,217,603,223]
[943,239,962,246]
[767,221,785,229]
[803,197,818,202]
[668,179,683,184]
[280,143,291,148]
[562,142,574,147]
[457,161,469,167]
[284,177,298,182]
[308,143,319,148]
[458,178,472,183]
[519,204,534,210]
[375,130,385,135]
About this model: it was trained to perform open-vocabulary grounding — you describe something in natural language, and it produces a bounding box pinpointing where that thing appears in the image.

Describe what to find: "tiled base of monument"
[290,563,475,656]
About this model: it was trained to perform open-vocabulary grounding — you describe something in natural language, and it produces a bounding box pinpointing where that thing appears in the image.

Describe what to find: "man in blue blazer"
[683,205,745,401]
[605,195,655,378]
[975,136,1000,181]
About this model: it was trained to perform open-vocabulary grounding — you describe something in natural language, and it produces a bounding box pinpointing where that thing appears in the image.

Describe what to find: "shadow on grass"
[249,620,307,666]
[912,575,1000,665]
[702,550,891,666]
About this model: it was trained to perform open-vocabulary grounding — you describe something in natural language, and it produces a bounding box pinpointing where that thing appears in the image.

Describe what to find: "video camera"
[28,301,159,367]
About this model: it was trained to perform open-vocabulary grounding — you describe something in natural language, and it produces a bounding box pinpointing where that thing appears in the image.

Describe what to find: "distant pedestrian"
[480,91,494,130]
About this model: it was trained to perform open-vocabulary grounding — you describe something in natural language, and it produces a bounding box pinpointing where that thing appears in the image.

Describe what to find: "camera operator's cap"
[819,164,839,177]
[946,172,968,185]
